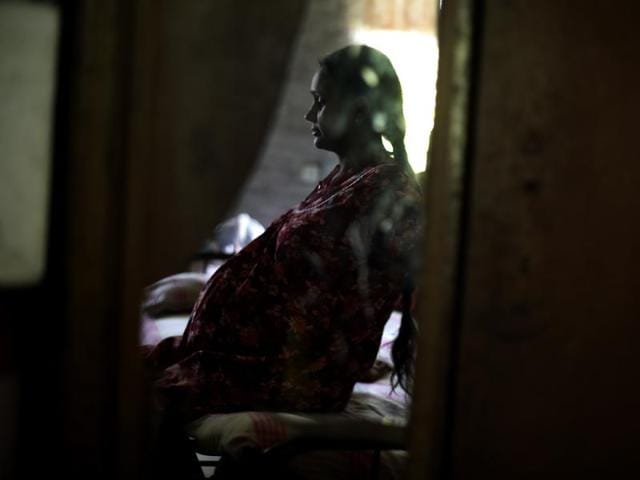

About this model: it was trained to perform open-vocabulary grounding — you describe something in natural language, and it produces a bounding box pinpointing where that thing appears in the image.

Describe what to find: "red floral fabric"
[146,161,421,421]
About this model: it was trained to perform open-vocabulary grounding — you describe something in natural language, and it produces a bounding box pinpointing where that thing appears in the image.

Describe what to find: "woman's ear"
[351,98,371,127]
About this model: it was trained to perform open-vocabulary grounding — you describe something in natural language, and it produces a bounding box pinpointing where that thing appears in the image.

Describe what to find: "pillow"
[141,272,210,317]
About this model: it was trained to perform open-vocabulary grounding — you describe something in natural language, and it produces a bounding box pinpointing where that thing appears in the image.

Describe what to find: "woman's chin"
[313,136,331,151]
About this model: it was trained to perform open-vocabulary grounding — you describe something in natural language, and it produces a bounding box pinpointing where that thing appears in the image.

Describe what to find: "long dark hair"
[392,274,417,393]
[319,45,417,393]
[318,45,412,176]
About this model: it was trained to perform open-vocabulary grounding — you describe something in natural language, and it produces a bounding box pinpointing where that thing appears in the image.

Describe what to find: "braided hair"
[319,45,418,393]
[319,45,412,173]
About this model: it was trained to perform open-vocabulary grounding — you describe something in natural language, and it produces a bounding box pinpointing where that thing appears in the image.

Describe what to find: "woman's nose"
[304,106,315,122]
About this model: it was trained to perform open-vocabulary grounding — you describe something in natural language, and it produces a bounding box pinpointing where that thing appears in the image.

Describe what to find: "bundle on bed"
[187,392,408,480]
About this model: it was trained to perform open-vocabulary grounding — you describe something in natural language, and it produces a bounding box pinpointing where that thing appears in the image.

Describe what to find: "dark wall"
[7,1,308,478]
[128,0,309,284]
[453,1,640,477]
[410,1,640,478]
[231,0,350,226]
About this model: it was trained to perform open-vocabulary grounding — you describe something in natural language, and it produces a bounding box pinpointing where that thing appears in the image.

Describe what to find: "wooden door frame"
[407,0,480,478]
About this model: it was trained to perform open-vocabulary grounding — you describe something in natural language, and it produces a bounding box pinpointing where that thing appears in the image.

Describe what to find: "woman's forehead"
[310,69,332,95]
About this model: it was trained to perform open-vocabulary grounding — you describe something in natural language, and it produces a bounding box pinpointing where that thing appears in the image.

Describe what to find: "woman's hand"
[357,359,393,383]
[142,272,209,317]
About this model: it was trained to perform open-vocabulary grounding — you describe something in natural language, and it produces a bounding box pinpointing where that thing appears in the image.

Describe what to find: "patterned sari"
[145,160,421,421]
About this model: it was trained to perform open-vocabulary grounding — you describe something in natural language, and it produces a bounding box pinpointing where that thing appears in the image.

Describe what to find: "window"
[0,2,59,286]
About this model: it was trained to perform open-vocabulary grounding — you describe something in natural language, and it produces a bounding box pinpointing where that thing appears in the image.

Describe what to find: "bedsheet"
[143,312,409,478]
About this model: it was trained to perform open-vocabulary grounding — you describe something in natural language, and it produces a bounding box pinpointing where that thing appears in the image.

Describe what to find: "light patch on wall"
[0,3,59,286]
[351,29,438,173]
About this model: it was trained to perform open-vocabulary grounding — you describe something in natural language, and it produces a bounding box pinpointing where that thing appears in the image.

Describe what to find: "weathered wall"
[127,0,308,282]
[4,1,308,478]
[230,0,349,225]
[451,1,640,478]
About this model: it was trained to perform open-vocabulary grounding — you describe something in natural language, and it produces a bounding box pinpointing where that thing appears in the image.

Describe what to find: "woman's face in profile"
[305,69,352,154]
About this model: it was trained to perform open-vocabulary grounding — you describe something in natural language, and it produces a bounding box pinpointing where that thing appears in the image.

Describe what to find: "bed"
[142,311,410,479]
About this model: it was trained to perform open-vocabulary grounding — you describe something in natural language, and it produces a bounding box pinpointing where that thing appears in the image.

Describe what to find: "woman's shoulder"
[363,162,421,196]
[313,161,419,209]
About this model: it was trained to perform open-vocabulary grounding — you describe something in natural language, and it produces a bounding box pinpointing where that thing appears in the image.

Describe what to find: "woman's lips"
[311,127,321,136]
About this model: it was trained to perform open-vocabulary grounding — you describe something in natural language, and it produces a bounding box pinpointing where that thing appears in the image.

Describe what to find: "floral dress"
[145,161,421,421]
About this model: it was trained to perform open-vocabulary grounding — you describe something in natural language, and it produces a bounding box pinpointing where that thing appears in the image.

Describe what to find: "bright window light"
[351,29,438,173]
